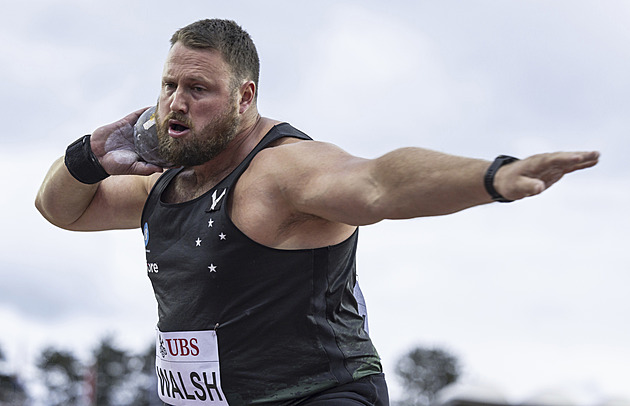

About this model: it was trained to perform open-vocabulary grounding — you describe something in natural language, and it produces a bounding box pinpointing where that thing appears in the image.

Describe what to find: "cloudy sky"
[1,0,629,404]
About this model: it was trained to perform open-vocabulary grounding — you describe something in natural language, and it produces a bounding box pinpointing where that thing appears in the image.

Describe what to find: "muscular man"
[35,19,599,406]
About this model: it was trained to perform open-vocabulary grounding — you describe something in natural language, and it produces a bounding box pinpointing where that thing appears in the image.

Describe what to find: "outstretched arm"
[367,148,600,219]
[264,142,599,226]
[35,109,165,231]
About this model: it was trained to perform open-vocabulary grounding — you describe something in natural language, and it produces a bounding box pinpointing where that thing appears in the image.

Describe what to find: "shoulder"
[252,137,357,175]
[145,171,168,194]
[231,135,359,248]
[234,137,351,211]
[239,136,370,212]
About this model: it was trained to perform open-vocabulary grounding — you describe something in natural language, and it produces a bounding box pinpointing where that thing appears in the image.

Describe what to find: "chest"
[161,173,226,204]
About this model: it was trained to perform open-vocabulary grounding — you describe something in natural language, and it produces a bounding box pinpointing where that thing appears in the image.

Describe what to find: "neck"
[177,111,273,191]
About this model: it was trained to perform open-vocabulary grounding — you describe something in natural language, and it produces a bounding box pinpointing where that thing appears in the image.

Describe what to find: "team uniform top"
[141,123,382,405]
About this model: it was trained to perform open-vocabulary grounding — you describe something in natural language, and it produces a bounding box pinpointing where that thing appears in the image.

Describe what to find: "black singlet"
[141,123,382,405]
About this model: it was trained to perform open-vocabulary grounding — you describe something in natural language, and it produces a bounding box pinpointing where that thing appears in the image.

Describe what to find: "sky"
[1,0,629,404]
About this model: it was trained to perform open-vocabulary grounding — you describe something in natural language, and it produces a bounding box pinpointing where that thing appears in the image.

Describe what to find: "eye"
[162,82,176,92]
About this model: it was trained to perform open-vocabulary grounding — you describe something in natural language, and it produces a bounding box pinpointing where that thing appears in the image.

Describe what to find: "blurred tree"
[92,336,160,406]
[37,347,84,406]
[124,343,160,406]
[0,344,29,406]
[92,336,131,405]
[395,346,460,406]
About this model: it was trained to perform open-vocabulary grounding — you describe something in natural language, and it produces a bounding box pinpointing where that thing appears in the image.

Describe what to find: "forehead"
[162,42,232,81]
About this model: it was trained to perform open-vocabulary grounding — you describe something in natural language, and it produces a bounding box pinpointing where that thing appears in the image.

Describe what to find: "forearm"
[35,156,100,229]
[369,148,493,219]
[367,147,600,220]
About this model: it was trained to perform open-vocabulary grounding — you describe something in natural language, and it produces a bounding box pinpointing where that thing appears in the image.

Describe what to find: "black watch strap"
[484,155,519,203]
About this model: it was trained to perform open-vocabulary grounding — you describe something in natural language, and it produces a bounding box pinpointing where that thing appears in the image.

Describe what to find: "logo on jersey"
[159,335,168,358]
[144,222,149,247]
[208,188,227,212]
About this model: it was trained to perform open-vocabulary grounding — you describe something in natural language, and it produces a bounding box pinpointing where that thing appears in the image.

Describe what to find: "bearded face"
[156,96,240,167]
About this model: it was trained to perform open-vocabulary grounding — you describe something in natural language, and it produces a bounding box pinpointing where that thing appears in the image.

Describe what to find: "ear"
[238,81,256,114]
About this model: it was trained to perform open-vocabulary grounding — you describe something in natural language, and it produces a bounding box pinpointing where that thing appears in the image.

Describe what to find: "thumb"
[514,177,546,199]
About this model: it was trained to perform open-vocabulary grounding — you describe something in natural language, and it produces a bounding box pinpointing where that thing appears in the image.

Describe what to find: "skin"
[35,43,600,249]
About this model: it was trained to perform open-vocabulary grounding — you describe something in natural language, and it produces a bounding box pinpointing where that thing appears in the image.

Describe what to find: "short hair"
[170,19,260,94]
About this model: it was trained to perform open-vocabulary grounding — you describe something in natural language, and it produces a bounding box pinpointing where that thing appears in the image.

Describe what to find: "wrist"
[64,135,110,184]
[484,155,519,202]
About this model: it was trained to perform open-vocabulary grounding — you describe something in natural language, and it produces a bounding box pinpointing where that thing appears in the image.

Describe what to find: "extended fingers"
[527,151,599,175]
[568,151,600,172]
[495,151,599,202]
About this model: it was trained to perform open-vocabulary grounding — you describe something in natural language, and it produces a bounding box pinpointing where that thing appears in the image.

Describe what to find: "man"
[35,19,599,406]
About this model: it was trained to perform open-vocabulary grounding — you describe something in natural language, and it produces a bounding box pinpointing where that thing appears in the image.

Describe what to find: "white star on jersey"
[208,264,217,272]
[219,233,227,240]
[195,238,202,246]
[208,219,214,227]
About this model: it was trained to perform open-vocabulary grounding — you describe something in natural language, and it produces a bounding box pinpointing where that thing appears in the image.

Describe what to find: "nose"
[169,87,188,114]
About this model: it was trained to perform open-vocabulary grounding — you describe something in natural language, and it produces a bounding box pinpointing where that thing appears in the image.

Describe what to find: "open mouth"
[168,120,191,137]
[171,123,189,132]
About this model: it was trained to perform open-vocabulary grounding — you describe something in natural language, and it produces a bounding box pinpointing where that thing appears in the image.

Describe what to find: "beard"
[156,103,240,167]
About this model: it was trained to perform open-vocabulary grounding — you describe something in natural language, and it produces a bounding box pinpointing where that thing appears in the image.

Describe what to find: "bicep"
[264,142,383,226]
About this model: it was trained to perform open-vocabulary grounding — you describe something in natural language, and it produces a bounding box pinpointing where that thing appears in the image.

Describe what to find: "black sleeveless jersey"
[141,123,382,405]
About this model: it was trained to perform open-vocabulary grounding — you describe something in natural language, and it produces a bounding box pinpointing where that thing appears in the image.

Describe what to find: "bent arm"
[35,109,166,231]
[35,156,157,231]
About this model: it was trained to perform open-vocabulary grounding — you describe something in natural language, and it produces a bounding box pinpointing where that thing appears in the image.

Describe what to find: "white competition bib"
[155,329,230,405]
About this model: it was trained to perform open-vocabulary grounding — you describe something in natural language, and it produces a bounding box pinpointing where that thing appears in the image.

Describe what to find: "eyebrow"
[162,73,215,85]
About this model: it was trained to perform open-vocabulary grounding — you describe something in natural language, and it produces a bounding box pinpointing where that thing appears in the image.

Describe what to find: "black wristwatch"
[484,155,519,203]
